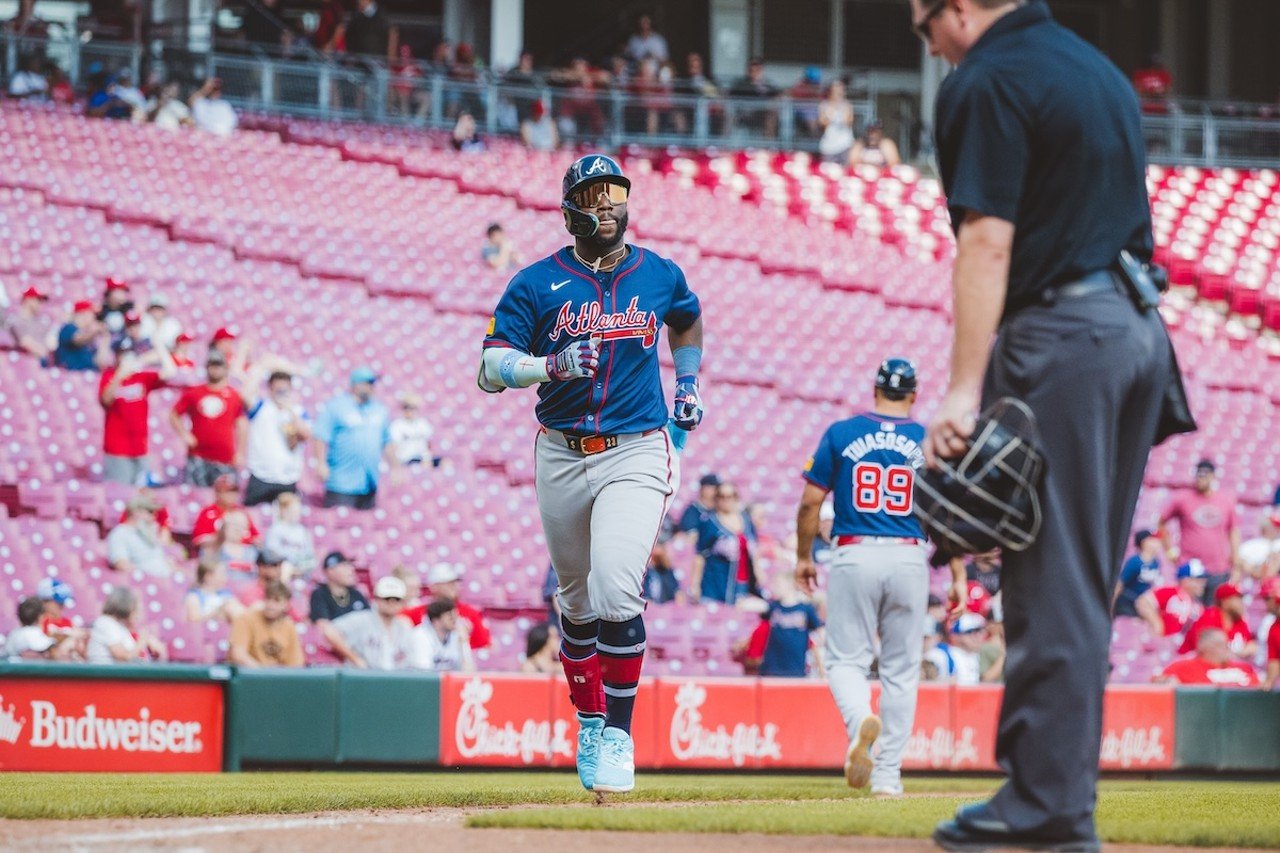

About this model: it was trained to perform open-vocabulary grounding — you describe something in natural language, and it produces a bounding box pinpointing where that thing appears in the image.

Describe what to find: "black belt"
[1036,270,1122,306]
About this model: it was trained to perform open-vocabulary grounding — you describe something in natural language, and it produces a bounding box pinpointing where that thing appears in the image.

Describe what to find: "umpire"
[913,1,1193,850]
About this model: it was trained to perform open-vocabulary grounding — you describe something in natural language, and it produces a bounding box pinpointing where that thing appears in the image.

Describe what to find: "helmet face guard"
[561,155,631,238]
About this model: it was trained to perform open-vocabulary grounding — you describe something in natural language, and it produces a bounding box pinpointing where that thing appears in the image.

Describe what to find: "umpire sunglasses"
[913,0,947,42]
[569,181,629,210]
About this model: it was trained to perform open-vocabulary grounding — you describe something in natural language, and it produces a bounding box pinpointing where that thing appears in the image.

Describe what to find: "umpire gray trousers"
[982,289,1172,840]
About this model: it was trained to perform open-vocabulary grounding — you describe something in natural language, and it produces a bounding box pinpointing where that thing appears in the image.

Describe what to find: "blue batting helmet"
[561,154,630,238]
[875,357,918,398]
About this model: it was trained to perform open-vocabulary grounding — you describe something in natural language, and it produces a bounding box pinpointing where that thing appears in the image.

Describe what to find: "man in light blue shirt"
[313,367,396,509]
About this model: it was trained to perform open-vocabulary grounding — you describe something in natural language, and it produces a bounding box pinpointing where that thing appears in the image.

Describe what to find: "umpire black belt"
[1008,270,1121,316]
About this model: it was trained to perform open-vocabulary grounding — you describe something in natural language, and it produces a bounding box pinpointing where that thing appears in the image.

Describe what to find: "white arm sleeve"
[478,347,550,393]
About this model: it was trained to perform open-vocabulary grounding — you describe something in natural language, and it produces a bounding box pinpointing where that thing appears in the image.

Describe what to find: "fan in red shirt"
[402,564,491,650]
[170,350,248,487]
[1131,55,1172,114]
[1261,578,1280,691]
[191,473,261,548]
[1178,583,1256,660]
[1157,628,1259,688]
[99,332,175,486]
[1136,559,1206,638]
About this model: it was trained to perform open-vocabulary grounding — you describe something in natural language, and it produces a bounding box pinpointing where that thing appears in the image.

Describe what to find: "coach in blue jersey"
[796,358,927,798]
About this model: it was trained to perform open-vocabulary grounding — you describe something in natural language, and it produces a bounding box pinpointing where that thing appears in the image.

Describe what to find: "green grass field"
[3,772,1278,849]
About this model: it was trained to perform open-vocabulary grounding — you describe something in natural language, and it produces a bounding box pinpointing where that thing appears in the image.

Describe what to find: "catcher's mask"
[913,397,1046,559]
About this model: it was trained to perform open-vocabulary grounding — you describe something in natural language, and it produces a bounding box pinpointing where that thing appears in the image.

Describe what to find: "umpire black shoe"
[932,803,1101,852]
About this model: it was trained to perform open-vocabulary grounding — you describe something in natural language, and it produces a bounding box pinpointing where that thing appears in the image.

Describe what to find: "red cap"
[21,286,48,301]
[1214,583,1242,602]
[73,299,95,313]
[211,327,237,343]
[175,332,194,344]
[123,311,141,325]
[1263,577,1280,603]
[105,277,129,291]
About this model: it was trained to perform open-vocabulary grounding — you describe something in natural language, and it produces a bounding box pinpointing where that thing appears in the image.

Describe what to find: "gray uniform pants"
[983,290,1171,840]
[824,542,928,789]
[536,428,679,624]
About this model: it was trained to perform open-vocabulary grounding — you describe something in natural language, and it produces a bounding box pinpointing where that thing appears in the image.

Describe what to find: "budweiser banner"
[0,678,223,772]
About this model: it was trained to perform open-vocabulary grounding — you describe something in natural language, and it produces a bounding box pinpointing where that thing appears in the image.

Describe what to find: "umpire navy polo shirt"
[935,1,1153,317]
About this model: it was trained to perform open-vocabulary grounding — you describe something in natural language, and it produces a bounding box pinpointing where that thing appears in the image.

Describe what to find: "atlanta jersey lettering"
[483,246,701,434]
[803,413,927,539]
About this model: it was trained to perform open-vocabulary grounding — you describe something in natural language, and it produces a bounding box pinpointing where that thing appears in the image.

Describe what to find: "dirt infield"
[1,806,1252,853]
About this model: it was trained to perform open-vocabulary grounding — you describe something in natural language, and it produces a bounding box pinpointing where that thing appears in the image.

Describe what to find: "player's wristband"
[672,345,702,382]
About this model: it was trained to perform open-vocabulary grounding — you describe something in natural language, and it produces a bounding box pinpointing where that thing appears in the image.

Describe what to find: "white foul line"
[49,811,452,847]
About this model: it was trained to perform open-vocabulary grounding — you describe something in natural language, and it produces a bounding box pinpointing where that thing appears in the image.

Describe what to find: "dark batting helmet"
[875,357,918,399]
[561,154,631,238]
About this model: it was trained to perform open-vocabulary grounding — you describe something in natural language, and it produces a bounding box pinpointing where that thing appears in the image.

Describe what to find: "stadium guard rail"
[1,667,1277,773]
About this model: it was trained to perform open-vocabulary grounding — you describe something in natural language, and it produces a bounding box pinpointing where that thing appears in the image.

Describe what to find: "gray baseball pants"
[824,542,928,789]
[536,428,679,623]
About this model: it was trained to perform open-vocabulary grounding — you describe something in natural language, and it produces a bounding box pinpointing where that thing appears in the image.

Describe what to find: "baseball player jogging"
[795,358,927,797]
[478,154,704,794]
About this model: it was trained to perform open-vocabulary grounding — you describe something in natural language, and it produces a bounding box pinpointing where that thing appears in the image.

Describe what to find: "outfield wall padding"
[1174,688,1280,771]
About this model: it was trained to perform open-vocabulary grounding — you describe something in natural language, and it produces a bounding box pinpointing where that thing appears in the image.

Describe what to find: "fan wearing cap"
[170,332,197,370]
[312,367,398,510]
[309,551,370,626]
[923,613,990,686]
[98,277,135,337]
[190,473,261,548]
[322,575,416,670]
[53,298,109,371]
[1177,583,1256,661]
[1159,459,1241,603]
[170,349,249,487]
[1156,628,1259,688]
[388,392,436,467]
[1262,581,1280,691]
[106,492,176,578]
[139,293,182,350]
[403,564,491,650]
[36,577,85,652]
[2,285,54,359]
[100,321,177,486]
[1113,529,1165,618]
[1135,560,1207,638]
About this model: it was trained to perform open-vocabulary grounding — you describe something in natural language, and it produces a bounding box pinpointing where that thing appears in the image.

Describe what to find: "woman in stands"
[205,510,259,588]
[689,481,763,604]
[848,119,901,169]
[184,555,245,624]
[818,80,856,162]
[520,622,563,674]
[87,587,167,664]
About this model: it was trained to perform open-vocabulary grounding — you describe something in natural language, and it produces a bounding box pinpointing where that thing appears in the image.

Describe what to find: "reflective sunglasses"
[913,0,947,42]
[569,182,629,209]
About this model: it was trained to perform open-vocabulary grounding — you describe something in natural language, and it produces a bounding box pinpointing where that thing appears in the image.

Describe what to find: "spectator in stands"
[729,58,779,137]
[1114,529,1164,618]
[8,54,47,100]
[924,612,988,685]
[553,57,606,139]
[630,57,676,136]
[1239,509,1280,581]
[106,492,175,578]
[100,336,174,486]
[262,492,314,574]
[789,66,824,138]
[86,68,132,120]
[171,350,248,487]
[54,299,108,371]
[1131,54,1172,111]
[450,111,486,153]
[138,293,181,350]
[205,509,259,585]
[390,564,423,611]
[48,64,73,105]
[36,578,86,656]
[2,286,53,359]
[642,516,680,604]
[323,575,415,670]
[521,622,562,674]
[817,79,855,162]
[520,99,559,152]
[184,555,245,624]
[228,580,304,667]
[1179,583,1256,661]
[98,278,134,341]
[109,68,147,117]
[342,0,397,63]
[410,598,474,672]
[1159,458,1240,602]
[1263,583,1280,691]
[848,120,901,168]
[5,597,60,660]
[1156,628,1258,687]
[690,480,761,604]
[118,487,173,545]
[389,392,435,467]
[169,332,197,371]
[759,574,823,678]
[965,549,1002,598]
[310,551,370,625]
[191,473,261,549]
[625,14,669,66]
[678,473,720,539]
[979,604,1006,682]
[1136,559,1208,638]
[422,563,490,649]
[481,223,522,272]
[504,51,542,123]
[190,78,238,137]
[313,366,396,510]
[920,617,943,682]
[675,53,721,133]
[87,587,167,663]
[734,598,771,676]
[243,370,309,506]
[147,81,194,131]
[313,0,346,52]
[236,548,288,609]
[389,44,426,118]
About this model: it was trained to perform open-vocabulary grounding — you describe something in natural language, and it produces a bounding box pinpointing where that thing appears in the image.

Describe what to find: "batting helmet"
[561,154,631,238]
[875,357,918,399]
[913,397,1046,559]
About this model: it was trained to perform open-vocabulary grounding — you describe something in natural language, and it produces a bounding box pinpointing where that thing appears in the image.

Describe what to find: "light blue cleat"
[576,713,605,791]
[591,726,636,793]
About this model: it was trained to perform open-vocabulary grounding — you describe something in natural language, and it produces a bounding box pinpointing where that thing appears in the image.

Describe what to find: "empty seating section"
[0,104,1275,682]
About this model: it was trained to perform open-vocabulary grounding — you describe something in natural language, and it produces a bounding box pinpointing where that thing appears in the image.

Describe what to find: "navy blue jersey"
[759,601,822,678]
[483,246,701,435]
[803,412,926,539]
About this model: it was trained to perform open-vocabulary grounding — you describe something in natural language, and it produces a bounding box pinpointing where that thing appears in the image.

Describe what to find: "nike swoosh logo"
[550,279,571,291]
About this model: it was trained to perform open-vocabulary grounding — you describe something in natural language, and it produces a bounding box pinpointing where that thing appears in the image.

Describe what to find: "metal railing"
[2,31,1279,168]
